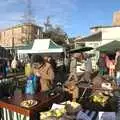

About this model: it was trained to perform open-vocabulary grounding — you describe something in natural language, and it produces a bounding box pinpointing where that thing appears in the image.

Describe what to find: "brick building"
[0,23,43,48]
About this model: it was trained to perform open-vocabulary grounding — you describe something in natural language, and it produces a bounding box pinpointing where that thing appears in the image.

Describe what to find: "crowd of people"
[1,50,120,98]
[0,52,119,119]
[0,57,25,78]
[25,53,93,93]
[1,49,120,85]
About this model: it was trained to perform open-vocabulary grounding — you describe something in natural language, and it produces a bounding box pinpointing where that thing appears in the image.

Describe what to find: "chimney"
[112,11,120,26]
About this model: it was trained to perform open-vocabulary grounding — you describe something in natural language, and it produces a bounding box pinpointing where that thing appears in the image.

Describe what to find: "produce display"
[90,92,109,106]
[20,99,38,108]
[40,108,65,119]
[40,101,81,120]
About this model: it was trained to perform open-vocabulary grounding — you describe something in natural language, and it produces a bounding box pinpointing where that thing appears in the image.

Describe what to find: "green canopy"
[49,40,62,49]
[17,39,64,54]
[70,47,93,53]
[96,40,120,53]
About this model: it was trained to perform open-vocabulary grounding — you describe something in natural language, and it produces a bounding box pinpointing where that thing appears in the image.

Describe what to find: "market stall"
[70,47,93,53]
[17,39,65,70]
[17,39,64,54]
[96,40,120,54]
[0,75,117,120]
[0,92,62,120]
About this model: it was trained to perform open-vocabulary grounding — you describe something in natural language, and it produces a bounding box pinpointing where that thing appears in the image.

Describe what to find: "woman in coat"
[32,55,55,92]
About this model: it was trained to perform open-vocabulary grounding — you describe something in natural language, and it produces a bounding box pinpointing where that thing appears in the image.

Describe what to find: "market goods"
[40,101,81,120]
[90,92,109,106]
[40,108,66,119]
[20,99,38,108]
[42,116,58,120]
[60,113,76,120]
[62,101,80,108]
[65,104,74,115]
[63,80,79,102]
[101,82,113,90]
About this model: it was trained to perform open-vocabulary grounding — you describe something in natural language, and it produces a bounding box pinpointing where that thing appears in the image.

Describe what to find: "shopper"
[32,55,55,91]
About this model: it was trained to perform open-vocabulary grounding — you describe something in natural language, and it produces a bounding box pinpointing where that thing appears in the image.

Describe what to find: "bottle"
[25,76,35,95]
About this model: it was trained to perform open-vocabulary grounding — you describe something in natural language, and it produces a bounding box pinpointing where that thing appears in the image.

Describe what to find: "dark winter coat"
[115,56,120,71]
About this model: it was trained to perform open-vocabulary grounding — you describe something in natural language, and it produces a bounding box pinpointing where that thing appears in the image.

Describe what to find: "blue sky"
[0,0,120,37]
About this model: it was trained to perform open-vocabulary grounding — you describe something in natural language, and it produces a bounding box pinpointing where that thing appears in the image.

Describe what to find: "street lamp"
[12,29,15,57]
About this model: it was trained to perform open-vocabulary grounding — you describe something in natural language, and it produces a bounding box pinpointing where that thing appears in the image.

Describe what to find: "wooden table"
[0,92,61,120]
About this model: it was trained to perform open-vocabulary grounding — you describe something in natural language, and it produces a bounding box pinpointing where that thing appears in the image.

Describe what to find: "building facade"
[0,23,43,48]
[75,10,120,49]
[74,10,120,69]
[112,11,120,26]
[74,25,120,69]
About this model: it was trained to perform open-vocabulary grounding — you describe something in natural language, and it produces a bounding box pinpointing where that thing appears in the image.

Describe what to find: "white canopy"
[17,39,64,54]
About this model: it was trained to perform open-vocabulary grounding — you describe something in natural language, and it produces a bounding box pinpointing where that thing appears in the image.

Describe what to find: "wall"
[85,41,101,48]
[112,11,120,25]
[90,27,120,45]
[0,24,43,47]
[101,27,120,41]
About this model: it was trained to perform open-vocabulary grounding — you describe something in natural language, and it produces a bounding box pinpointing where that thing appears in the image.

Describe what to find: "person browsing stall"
[11,57,18,73]
[32,55,55,92]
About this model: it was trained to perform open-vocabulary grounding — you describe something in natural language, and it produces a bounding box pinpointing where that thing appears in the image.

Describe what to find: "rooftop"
[75,32,102,42]
[0,23,43,32]
[90,25,120,29]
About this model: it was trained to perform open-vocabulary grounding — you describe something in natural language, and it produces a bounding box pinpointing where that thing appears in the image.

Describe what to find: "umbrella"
[70,47,93,53]
[96,40,120,54]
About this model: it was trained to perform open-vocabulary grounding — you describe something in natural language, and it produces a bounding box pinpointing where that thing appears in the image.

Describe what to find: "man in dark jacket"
[115,52,120,86]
